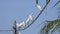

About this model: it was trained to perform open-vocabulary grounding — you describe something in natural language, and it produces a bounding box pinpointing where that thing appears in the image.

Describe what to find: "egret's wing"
[26,14,34,25]
[36,0,42,11]
[37,4,42,11]
[26,18,30,24]
[16,21,26,28]
[29,14,34,20]
[16,23,20,27]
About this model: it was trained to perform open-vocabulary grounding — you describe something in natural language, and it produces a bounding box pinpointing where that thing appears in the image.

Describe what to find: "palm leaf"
[40,19,60,34]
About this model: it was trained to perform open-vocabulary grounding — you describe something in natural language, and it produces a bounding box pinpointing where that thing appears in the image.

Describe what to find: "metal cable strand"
[19,1,50,31]
[52,1,60,8]
[0,30,13,32]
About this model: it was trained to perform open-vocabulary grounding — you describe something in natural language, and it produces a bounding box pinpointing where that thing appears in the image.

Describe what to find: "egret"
[16,21,26,28]
[36,0,42,11]
[26,14,34,24]
[16,14,34,28]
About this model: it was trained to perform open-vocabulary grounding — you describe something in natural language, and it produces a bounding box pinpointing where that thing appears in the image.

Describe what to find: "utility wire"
[52,0,60,8]
[0,0,50,32]
[36,0,38,4]
[19,0,50,31]
[0,30,13,32]
[0,0,59,33]
[57,7,60,19]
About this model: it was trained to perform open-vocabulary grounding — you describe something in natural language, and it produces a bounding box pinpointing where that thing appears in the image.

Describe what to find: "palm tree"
[39,5,60,34]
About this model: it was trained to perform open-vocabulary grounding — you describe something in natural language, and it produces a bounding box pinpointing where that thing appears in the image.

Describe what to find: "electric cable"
[19,0,50,31]
[52,0,60,8]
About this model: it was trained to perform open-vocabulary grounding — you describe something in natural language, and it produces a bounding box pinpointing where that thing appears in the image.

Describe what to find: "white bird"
[29,14,34,21]
[36,4,42,11]
[36,0,42,11]
[16,14,34,29]
[16,21,26,28]
[26,14,34,24]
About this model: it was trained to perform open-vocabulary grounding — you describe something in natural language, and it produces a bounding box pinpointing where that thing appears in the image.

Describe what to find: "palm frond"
[40,19,60,34]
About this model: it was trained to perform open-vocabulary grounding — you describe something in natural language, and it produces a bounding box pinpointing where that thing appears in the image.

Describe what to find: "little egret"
[26,14,34,24]
[16,21,26,28]
[36,0,42,11]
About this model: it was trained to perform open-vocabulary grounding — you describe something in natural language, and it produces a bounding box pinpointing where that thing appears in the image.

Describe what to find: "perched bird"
[16,14,33,29]
[36,0,42,11]
[16,21,26,28]
[29,14,34,21]
[36,4,42,11]
[26,14,34,24]
[16,14,34,29]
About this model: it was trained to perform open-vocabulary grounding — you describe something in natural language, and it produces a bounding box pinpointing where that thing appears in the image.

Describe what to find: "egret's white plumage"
[26,14,34,23]
[36,0,42,11]
[37,4,42,11]
[26,18,30,23]
[16,21,25,28]
[29,14,34,21]
[16,14,34,29]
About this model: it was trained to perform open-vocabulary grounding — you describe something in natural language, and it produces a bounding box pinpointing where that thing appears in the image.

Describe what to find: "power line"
[0,30,13,32]
[52,0,60,8]
[19,0,50,31]
[0,0,50,34]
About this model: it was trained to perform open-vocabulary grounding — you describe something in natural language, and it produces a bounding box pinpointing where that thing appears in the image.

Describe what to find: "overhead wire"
[52,0,60,8]
[57,7,60,19]
[0,30,13,32]
[19,0,50,31]
[0,0,50,32]
[52,0,60,19]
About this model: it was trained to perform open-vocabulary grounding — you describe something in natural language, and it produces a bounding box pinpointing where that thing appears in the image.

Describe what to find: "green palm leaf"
[40,19,60,34]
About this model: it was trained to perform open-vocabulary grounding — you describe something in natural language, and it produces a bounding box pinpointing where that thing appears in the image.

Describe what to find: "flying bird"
[37,4,42,11]
[36,0,42,11]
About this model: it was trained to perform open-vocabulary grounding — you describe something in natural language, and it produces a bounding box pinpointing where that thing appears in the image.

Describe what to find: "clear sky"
[0,0,60,34]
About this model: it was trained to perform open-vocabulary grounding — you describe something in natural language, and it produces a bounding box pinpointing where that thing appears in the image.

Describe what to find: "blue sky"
[0,0,60,34]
